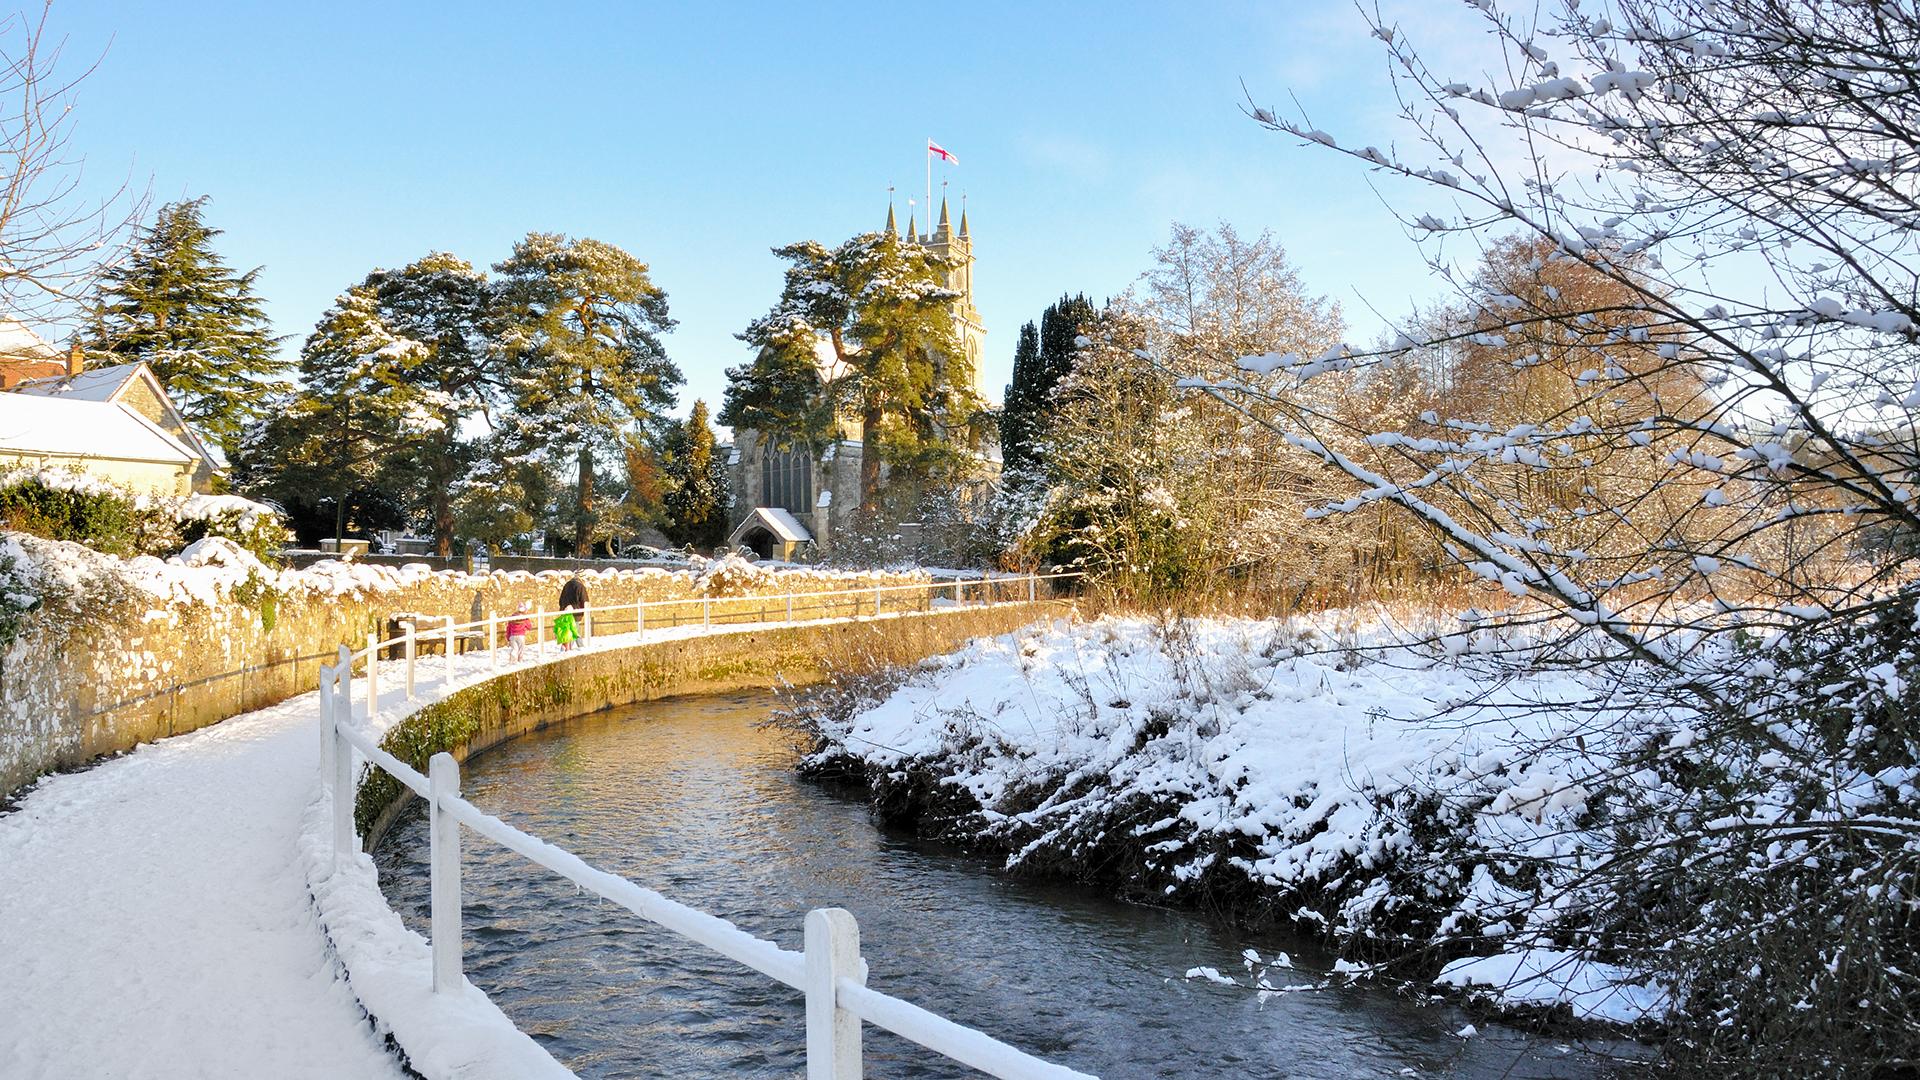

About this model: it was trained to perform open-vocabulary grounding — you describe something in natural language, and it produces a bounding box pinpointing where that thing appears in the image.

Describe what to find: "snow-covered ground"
[0,616,809,1080]
[809,612,1678,1025]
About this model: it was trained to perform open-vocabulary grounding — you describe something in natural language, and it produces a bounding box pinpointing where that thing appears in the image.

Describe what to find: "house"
[10,358,223,493]
[0,319,73,389]
[0,392,203,496]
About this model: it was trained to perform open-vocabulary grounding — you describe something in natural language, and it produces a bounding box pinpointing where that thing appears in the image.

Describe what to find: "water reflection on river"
[374,691,1621,1078]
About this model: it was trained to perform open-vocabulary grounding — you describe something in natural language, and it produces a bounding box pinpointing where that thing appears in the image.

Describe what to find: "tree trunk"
[433,428,456,558]
[859,402,883,515]
[575,445,594,555]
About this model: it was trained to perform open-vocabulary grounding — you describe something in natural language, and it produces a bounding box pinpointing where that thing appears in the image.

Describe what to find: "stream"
[373,690,1624,1078]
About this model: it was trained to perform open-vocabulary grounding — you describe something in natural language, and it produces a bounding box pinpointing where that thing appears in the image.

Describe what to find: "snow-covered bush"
[0,467,288,561]
[173,494,292,561]
[692,553,771,595]
[1194,0,1920,1071]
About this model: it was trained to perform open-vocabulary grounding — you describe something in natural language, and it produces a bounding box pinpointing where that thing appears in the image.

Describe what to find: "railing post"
[873,585,881,618]
[446,616,456,680]
[1029,575,1037,603]
[786,592,793,623]
[404,622,418,701]
[333,646,356,869]
[636,598,646,636]
[535,605,545,653]
[365,632,379,718]
[703,597,711,627]
[487,612,498,670]
[804,908,864,1080]
[583,606,594,648]
[429,752,463,994]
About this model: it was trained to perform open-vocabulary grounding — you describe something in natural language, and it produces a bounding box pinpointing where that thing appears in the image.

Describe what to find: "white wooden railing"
[317,572,1093,1080]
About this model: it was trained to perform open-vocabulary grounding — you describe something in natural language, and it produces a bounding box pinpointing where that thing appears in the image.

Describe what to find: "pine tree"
[231,285,415,545]
[495,232,681,555]
[661,399,728,549]
[1000,293,1094,475]
[725,231,980,514]
[360,253,498,556]
[86,197,287,450]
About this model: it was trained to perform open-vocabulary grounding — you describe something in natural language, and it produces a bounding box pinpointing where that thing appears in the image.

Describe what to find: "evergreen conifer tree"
[1001,293,1096,475]
[86,197,287,450]
[725,231,980,513]
[661,399,728,549]
[1001,321,1042,474]
[232,284,414,545]
[494,232,681,555]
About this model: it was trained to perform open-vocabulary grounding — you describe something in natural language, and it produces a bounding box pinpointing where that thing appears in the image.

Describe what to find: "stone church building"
[727,198,987,559]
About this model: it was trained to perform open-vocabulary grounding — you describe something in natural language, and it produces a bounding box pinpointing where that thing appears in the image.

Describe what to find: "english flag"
[928,140,959,166]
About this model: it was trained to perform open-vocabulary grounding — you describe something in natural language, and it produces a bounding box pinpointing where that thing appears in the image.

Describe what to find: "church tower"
[897,196,987,398]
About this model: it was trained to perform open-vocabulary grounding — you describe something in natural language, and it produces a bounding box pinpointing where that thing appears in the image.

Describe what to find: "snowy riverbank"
[798,612,1677,1027]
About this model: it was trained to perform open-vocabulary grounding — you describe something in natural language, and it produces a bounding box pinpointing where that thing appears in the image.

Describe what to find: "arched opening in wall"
[739,527,776,560]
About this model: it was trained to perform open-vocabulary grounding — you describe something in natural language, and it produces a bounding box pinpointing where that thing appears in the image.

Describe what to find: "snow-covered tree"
[1000,293,1096,476]
[724,231,984,515]
[1211,2,1920,1070]
[358,253,499,556]
[232,284,416,545]
[495,233,681,556]
[85,197,286,450]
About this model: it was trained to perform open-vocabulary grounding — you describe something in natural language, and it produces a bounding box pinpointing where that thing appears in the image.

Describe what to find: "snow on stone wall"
[0,536,931,797]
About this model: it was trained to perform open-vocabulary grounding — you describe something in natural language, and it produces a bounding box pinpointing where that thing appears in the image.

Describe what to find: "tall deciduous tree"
[725,231,980,514]
[495,233,681,555]
[85,197,286,449]
[1231,2,1920,1070]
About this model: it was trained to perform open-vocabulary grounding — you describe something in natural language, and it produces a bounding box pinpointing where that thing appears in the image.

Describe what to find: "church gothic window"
[761,445,813,515]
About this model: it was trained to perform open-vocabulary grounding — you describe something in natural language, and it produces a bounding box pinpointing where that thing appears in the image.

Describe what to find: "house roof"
[0,392,197,465]
[13,361,145,402]
[0,319,58,360]
[12,360,223,472]
[728,506,813,546]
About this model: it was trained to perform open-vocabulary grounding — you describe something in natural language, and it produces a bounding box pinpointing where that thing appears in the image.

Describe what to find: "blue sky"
[55,1,1468,426]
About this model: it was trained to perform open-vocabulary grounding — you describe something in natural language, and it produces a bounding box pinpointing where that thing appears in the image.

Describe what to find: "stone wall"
[0,542,977,799]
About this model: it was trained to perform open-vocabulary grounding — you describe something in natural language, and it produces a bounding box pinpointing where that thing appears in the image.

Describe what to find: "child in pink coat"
[505,601,534,662]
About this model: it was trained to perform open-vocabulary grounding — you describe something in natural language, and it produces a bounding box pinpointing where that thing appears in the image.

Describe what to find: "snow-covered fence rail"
[318,572,1092,1080]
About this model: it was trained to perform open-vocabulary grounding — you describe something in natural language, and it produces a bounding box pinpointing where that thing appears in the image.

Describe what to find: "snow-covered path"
[0,614,896,1079]
[0,687,405,1080]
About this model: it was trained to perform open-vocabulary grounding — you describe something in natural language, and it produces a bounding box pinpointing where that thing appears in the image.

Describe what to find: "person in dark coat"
[555,575,588,650]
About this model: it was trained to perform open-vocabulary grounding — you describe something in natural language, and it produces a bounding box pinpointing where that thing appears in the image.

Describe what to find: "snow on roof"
[12,361,145,402]
[730,506,813,545]
[0,393,195,464]
[0,319,58,360]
